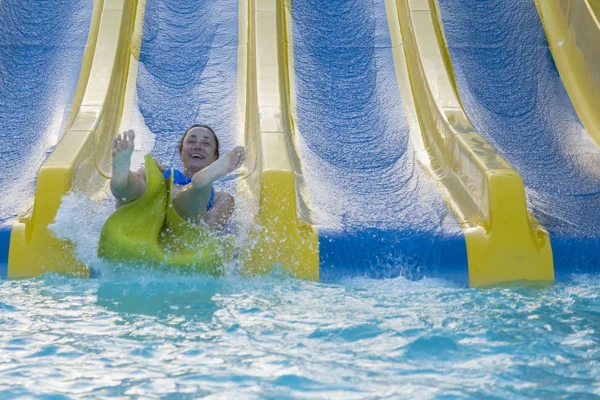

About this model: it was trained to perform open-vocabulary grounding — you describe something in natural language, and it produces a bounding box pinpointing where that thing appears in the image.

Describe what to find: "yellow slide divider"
[238,0,319,280]
[385,0,554,287]
[8,0,144,278]
[534,0,600,148]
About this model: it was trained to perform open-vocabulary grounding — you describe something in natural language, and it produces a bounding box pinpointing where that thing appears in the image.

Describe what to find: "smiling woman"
[110,125,245,230]
[179,124,220,164]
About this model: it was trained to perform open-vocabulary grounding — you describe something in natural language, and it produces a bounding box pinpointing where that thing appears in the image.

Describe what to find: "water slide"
[133,0,238,170]
[288,0,468,281]
[436,0,600,279]
[240,0,551,286]
[5,0,139,278]
[3,0,597,286]
[0,0,93,276]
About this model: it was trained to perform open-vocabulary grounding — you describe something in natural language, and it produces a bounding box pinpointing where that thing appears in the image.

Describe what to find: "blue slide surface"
[438,0,600,279]
[135,0,238,175]
[291,0,468,282]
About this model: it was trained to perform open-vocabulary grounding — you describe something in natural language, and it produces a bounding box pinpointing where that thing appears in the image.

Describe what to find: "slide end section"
[464,170,554,287]
[389,0,554,286]
[8,164,90,278]
[8,0,141,278]
[237,0,319,280]
[239,167,319,281]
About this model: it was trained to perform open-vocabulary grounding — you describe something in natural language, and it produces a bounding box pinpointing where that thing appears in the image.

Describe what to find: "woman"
[110,125,245,229]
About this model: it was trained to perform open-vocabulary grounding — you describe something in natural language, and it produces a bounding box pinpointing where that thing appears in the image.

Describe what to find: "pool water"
[2,192,597,398]
[1,269,599,398]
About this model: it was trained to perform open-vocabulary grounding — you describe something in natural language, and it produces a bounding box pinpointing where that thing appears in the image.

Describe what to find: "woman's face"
[180,126,218,171]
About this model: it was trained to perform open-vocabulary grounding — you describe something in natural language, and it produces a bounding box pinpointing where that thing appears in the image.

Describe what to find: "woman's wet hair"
[179,124,220,159]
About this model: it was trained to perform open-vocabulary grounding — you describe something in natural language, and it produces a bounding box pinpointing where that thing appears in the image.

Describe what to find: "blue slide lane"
[0,0,92,276]
[136,0,238,173]
[438,0,600,279]
[291,0,468,283]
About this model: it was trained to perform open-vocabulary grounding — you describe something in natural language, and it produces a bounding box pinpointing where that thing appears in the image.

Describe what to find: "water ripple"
[0,274,599,397]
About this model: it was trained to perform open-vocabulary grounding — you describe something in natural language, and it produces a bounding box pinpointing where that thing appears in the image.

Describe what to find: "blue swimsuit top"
[163,169,215,211]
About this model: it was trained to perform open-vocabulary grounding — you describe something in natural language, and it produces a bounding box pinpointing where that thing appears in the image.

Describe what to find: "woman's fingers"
[153,157,167,172]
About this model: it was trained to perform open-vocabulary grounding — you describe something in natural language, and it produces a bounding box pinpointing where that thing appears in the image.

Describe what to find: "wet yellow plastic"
[237,0,320,280]
[8,0,145,278]
[98,155,231,275]
[385,0,554,287]
[534,0,600,148]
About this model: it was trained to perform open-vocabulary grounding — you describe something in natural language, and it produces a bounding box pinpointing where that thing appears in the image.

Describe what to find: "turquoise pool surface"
[1,270,599,398]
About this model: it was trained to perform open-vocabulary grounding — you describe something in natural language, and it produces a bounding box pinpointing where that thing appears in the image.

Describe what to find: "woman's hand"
[110,129,147,203]
[112,130,135,190]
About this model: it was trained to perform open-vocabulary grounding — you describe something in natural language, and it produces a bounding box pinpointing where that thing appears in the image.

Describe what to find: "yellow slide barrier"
[8,0,145,278]
[534,0,600,148]
[237,0,319,280]
[385,0,554,287]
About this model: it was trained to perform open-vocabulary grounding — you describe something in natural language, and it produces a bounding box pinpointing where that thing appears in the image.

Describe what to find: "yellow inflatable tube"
[98,155,232,275]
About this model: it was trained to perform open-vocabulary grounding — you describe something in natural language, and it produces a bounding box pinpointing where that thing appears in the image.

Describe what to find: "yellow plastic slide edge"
[8,0,143,278]
[534,0,600,148]
[237,0,319,280]
[386,0,554,287]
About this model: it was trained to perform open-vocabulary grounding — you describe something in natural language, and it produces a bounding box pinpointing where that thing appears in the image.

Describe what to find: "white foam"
[49,188,259,279]
[49,191,114,270]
